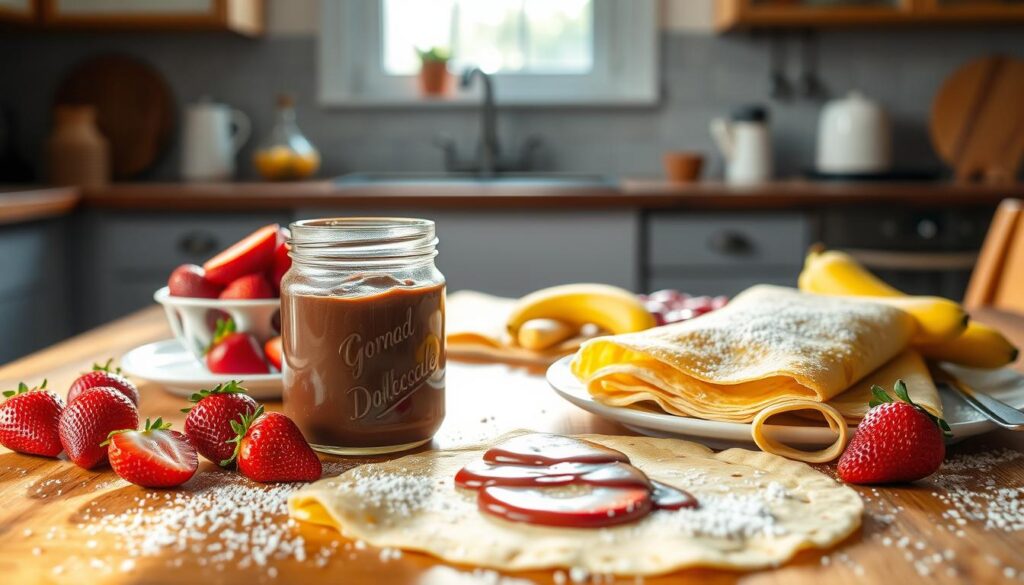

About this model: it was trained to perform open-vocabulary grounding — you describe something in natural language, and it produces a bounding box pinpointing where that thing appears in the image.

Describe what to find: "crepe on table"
[570,285,941,463]
[447,290,591,365]
[289,432,863,575]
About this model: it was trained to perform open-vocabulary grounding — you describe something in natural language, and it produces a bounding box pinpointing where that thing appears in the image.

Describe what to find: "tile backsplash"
[1,28,1022,181]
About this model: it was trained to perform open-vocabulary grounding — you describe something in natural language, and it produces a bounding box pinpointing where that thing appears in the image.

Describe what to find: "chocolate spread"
[282,275,445,451]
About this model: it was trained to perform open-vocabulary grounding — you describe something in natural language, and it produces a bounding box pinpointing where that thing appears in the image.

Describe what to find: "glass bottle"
[253,94,320,181]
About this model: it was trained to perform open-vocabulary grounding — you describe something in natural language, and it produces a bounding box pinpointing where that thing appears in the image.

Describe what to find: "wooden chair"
[965,199,1024,313]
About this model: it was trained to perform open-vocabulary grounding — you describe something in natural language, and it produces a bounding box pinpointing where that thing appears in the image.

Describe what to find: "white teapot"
[180,97,251,181]
[710,105,772,185]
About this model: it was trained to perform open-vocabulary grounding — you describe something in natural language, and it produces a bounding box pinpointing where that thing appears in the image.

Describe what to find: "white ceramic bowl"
[154,287,280,361]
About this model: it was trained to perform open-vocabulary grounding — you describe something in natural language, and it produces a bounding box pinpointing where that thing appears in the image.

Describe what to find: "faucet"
[433,67,543,177]
[460,67,499,177]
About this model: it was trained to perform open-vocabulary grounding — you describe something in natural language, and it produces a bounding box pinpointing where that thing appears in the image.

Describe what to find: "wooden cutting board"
[55,54,175,180]
[930,55,1024,184]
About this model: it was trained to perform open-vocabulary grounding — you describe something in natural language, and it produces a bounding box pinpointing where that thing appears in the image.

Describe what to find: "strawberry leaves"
[869,379,952,438]
[90,358,122,375]
[180,380,249,413]
[3,380,47,399]
[206,318,238,355]
[221,404,265,467]
[102,417,173,446]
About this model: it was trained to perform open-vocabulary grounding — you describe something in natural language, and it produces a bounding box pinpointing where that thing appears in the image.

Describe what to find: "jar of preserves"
[253,94,320,181]
[281,218,446,455]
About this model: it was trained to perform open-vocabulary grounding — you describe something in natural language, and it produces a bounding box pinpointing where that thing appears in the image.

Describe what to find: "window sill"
[317,90,661,109]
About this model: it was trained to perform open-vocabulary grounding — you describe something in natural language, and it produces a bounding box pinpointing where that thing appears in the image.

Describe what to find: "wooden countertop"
[1,306,1023,583]
[78,180,1024,211]
[0,181,1020,218]
[0,187,78,226]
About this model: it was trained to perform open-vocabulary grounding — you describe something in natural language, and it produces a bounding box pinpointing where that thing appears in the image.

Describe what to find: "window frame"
[318,0,659,107]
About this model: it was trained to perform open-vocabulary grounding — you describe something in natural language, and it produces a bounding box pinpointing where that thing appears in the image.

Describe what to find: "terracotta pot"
[662,151,705,183]
[47,105,110,188]
[419,60,450,97]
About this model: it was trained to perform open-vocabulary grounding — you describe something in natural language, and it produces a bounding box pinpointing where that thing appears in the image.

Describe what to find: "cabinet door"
[76,211,290,329]
[0,219,72,363]
[295,209,642,297]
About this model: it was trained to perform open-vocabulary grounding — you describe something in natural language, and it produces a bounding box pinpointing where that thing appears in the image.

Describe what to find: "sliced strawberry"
[182,380,259,466]
[264,336,283,370]
[225,407,321,482]
[205,319,270,375]
[838,379,950,485]
[0,380,64,458]
[219,273,275,300]
[59,386,138,469]
[168,264,223,298]
[478,485,651,528]
[105,418,198,488]
[203,224,279,285]
[67,359,140,406]
[268,227,291,295]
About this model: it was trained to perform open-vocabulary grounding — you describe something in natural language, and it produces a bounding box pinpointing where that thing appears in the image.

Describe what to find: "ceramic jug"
[181,98,250,181]
[710,105,772,185]
[816,91,891,174]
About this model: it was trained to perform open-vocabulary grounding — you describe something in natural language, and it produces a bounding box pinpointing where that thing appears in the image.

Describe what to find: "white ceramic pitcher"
[709,105,772,185]
[181,98,251,181]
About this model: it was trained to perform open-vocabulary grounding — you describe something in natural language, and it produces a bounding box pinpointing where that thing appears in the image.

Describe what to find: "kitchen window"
[319,0,658,106]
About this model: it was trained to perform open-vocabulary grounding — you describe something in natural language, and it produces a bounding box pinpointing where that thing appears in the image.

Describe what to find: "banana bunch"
[506,284,656,351]
[799,246,1018,368]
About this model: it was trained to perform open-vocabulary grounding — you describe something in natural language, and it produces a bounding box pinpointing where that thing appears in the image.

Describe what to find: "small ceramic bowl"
[154,287,280,361]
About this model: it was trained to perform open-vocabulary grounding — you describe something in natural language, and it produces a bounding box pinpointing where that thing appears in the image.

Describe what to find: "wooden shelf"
[716,0,1024,30]
[2,0,262,35]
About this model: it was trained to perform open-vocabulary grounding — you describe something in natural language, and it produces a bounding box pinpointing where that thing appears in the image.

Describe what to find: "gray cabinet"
[75,211,292,329]
[0,219,73,363]
[295,209,642,296]
[645,212,810,296]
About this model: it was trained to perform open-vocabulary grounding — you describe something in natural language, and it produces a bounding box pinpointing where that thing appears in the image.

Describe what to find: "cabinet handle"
[708,231,753,256]
[178,231,219,256]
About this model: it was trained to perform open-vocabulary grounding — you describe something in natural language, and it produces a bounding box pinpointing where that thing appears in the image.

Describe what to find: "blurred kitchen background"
[1,0,1023,362]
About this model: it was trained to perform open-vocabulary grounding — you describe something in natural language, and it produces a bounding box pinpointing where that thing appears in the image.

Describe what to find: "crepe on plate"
[289,432,863,575]
[570,285,925,462]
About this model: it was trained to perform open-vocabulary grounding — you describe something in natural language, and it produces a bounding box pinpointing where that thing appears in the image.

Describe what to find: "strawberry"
[224,406,321,482]
[219,273,275,300]
[264,336,283,371]
[838,380,951,485]
[104,418,198,488]
[268,227,291,294]
[59,386,139,469]
[67,359,140,406]
[168,264,223,298]
[182,380,259,466]
[0,380,64,457]
[203,224,279,285]
[205,319,270,375]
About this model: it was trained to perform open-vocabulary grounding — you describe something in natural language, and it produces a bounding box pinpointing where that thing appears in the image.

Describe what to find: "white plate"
[121,339,283,400]
[547,356,1024,449]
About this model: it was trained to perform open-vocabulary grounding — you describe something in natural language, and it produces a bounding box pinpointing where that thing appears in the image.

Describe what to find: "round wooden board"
[930,55,1024,183]
[55,54,175,180]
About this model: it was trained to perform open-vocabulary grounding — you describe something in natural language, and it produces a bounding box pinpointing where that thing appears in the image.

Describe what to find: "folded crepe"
[570,285,919,462]
[447,290,590,365]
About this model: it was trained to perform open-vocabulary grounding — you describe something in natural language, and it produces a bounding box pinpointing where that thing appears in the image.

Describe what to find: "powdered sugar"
[347,467,437,518]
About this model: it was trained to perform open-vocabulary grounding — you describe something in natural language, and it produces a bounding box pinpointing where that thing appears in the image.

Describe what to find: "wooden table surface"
[1,307,1023,584]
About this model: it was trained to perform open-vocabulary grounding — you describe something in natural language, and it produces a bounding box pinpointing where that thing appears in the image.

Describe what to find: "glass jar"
[281,218,446,455]
[253,94,320,181]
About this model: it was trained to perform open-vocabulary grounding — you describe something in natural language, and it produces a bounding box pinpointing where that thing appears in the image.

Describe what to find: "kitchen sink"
[336,172,616,188]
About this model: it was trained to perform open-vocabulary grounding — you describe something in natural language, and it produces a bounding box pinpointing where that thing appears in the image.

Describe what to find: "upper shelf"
[715,0,1024,31]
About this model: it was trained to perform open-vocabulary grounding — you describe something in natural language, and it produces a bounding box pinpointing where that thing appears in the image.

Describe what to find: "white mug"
[710,115,773,185]
[181,99,251,181]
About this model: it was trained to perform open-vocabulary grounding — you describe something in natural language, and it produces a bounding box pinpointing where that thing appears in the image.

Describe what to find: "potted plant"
[417,47,451,97]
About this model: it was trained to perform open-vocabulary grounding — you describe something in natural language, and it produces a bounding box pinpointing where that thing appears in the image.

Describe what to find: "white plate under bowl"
[121,339,282,400]
[547,355,1024,449]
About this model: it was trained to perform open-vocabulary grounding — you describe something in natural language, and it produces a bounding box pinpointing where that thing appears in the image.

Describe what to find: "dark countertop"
[0,180,1021,223]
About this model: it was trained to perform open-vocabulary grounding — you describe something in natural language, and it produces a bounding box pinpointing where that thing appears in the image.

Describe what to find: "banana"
[799,246,902,297]
[799,245,1018,367]
[517,319,578,351]
[916,322,1020,369]
[506,284,656,339]
[860,295,968,345]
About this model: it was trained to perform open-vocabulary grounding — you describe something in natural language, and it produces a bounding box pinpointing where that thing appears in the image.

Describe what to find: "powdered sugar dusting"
[348,467,436,518]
